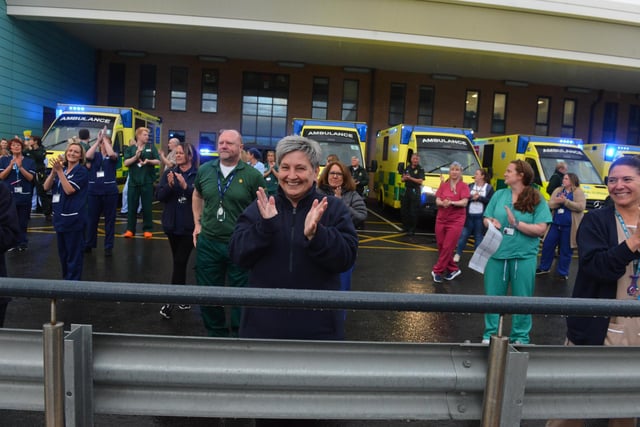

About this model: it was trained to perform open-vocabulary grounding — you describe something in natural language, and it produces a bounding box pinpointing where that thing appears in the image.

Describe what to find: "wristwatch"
[513,219,520,228]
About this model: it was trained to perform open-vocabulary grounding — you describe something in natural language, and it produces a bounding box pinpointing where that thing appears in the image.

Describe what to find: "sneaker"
[159,304,172,319]
[143,232,153,239]
[481,339,490,344]
[453,253,460,263]
[535,268,549,275]
[444,269,462,281]
[7,247,17,252]
[123,230,134,238]
[431,271,443,283]
[558,275,569,281]
[178,304,191,310]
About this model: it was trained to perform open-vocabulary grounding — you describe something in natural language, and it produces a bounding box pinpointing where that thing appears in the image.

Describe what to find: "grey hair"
[450,161,462,169]
[275,135,322,169]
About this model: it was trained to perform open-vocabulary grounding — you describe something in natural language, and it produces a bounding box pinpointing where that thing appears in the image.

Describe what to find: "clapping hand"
[256,187,278,219]
[304,197,328,240]
[504,205,515,226]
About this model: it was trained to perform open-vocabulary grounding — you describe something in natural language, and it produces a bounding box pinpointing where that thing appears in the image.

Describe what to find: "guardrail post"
[43,299,64,427]
[481,314,509,427]
[499,345,529,426]
[64,324,94,427]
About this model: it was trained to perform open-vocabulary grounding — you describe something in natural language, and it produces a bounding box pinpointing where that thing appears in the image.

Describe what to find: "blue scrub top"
[52,164,89,232]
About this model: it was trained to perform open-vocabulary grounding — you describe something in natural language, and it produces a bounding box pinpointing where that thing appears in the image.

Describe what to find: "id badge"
[503,227,515,236]
[96,170,105,178]
[14,186,22,193]
[52,194,61,203]
[557,208,564,214]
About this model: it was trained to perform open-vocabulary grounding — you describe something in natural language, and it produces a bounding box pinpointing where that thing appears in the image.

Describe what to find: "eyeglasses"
[329,172,343,176]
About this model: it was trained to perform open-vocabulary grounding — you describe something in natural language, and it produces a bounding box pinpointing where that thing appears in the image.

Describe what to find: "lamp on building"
[566,86,591,94]
[431,73,458,81]
[117,51,146,58]
[343,66,371,73]
[277,61,305,68]
[198,55,228,63]
[504,80,529,87]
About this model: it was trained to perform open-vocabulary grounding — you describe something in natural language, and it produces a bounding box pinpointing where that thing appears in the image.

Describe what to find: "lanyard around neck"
[614,209,640,278]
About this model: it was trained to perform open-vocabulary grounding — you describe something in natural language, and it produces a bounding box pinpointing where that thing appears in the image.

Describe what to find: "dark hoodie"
[229,184,358,340]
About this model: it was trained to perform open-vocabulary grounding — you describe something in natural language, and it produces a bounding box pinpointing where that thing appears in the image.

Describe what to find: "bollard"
[43,299,64,427]
[480,314,509,427]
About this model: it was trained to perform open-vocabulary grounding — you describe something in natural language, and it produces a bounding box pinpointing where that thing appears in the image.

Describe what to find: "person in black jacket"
[546,160,567,196]
[0,182,21,327]
[156,142,198,319]
[547,155,640,427]
[229,135,358,341]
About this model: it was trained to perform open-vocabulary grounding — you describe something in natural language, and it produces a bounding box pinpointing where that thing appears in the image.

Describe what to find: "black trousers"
[167,233,194,285]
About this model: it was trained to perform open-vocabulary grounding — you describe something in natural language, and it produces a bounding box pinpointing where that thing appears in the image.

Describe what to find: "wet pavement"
[0,201,593,426]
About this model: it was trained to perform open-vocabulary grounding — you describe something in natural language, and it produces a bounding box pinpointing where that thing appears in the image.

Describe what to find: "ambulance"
[41,104,163,191]
[583,143,640,183]
[370,124,481,215]
[474,134,608,210]
[292,119,367,173]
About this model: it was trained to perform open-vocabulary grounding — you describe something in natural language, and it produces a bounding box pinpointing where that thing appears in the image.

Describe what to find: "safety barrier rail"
[1,277,640,427]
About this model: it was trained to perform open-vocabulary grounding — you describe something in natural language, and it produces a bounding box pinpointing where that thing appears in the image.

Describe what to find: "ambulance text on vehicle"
[584,143,640,183]
[42,104,163,191]
[371,124,481,215]
[292,119,367,173]
[474,134,608,210]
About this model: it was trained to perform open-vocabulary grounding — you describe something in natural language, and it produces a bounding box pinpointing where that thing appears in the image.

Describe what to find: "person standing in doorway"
[123,127,160,239]
[400,153,424,236]
[192,129,266,337]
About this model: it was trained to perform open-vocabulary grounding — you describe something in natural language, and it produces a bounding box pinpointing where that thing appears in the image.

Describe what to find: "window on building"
[388,83,406,126]
[139,64,157,110]
[561,99,576,138]
[603,102,618,143]
[491,92,507,134]
[241,72,289,146]
[417,86,434,125]
[168,130,185,142]
[463,90,479,131]
[201,69,218,113]
[107,63,126,106]
[535,97,550,136]
[628,105,640,145]
[170,67,188,111]
[341,80,359,121]
[311,77,329,119]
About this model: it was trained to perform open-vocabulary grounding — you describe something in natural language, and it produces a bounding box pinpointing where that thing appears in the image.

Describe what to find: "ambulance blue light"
[604,147,617,161]
[120,110,132,128]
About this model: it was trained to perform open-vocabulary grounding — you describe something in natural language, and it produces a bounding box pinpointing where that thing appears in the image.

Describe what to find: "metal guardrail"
[3,277,640,317]
[1,277,640,426]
